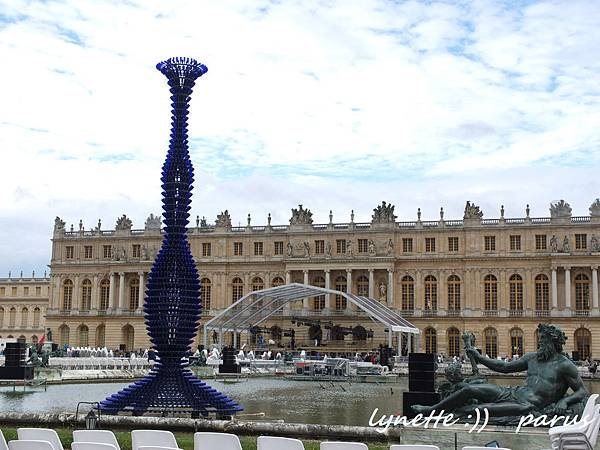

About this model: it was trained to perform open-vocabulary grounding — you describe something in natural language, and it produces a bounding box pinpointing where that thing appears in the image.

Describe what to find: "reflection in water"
[0,377,598,427]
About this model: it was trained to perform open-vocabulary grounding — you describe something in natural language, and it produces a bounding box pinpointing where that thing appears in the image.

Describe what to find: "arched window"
[99,279,110,311]
[447,275,461,314]
[0,307,4,328]
[62,279,73,311]
[9,307,16,328]
[357,275,369,296]
[81,279,92,311]
[484,327,498,359]
[200,278,211,311]
[78,325,89,347]
[575,327,592,360]
[535,274,549,315]
[425,327,437,354]
[575,274,590,314]
[424,275,437,314]
[312,276,325,311]
[122,325,135,352]
[510,328,524,357]
[509,274,523,313]
[96,324,106,347]
[252,277,264,291]
[484,275,498,313]
[447,327,460,357]
[21,307,28,328]
[232,277,244,303]
[33,308,42,328]
[335,276,347,310]
[401,276,415,313]
[59,324,70,347]
[129,279,140,311]
[271,277,284,287]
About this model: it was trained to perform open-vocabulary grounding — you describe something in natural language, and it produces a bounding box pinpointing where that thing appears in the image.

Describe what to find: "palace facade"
[46,199,600,359]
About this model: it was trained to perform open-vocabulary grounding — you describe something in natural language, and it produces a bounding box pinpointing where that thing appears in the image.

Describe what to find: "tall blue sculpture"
[99,57,242,417]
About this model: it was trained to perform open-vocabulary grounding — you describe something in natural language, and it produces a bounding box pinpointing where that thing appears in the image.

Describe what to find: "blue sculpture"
[99,57,242,417]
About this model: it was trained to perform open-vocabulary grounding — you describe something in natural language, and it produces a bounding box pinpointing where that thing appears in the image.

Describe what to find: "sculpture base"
[99,364,242,417]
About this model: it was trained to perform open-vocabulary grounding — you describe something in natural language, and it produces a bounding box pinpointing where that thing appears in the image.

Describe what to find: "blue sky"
[0,0,599,276]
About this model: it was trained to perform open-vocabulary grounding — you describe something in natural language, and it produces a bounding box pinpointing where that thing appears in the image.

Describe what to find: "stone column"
[118,272,126,311]
[368,269,374,298]
[551,268,558,311]
[592,266,599,314]
[72,275,80,312]
[109,272,116,311]
[346,269,353,312]
[564,266,571,311]
[138,272,145,312]
[303,270,309,310]
[91,275,99,310]
[283,271,291,315]
[324,269,331,311]
[388,269,394,306]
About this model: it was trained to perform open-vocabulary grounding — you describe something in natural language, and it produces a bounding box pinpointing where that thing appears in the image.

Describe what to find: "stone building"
[0,272,49,344]
[46,199,600,359]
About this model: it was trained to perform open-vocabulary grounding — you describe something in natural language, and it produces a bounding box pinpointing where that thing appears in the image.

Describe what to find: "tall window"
[484,275,498,313]
[535,235,547,250]
[132,244,141,258]
[402,238,413,253]
[129,279,140,310]
[200,278,211,311]
[33,308,40,328]
[336,239,346,254]
[84,246,93,259]
[509,274,523,312]
[81,279,92,311]
[78,325,89,347]
[103,245,112,259]
[59,325,70,347]
[424,327,437,354]
[62,279,73,311]
[272,277,285,287]
[66,246,74,259]
[24,287,29,296]
[233,242,243,256]
[358,239,368,253]
[510,328,524,357]
[448,237,459,252]
[252,277,264,291]
[425,238,436,252]
[447,275,461,313]
[575,274,590,313]
[575,328,592,360]
[335,276,347,310]
[312,276,325,311]
[484,236,496,251]
[575,234,587,250]
[484,327,498,358]
[96,325,105,347]
[123,325,134,352]
[535,274,549,314]
[0,307,5,327]
[274,241,284,255]
[447,327,460,357]
[401,276,415,313]
[357,275,369,296]
[424,275,437,313]
[99,279,110,311]
[232,277,244,303]
[254,242,264,256]
[21,308,28,328]
[9,307,16,328]
[510,235,521,251]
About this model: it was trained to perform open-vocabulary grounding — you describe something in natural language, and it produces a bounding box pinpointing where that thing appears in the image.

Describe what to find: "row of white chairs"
[0,428,509,450]
[47,358,152,370]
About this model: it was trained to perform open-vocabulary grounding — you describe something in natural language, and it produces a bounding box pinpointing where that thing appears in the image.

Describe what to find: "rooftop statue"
[412,324,588,424]
[115,214,133,230]
[590,199,600,217]
[372,201,397,224]
[215,210,232,228]
[290,204,313,225]
[54,216,66,232]
[550,200,572,218]
[463,201,484,220]
[145,213,161,230]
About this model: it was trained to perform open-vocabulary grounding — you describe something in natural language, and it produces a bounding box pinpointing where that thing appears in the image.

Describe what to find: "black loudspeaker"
[403,392,441,419]
[0,366,34,380]
[409,352,436,363]
[572,351,580,361]
[219,347,241,374]
[4,343,26,367]
[119,344,126,352]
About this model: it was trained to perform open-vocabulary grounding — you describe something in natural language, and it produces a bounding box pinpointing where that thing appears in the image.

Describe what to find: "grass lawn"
[0,428,391,450]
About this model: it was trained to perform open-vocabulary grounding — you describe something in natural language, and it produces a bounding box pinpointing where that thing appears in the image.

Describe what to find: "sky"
[0,0,599,277]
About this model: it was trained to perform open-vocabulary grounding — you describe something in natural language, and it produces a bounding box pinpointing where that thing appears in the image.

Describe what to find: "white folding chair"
[9,441,54,450]
[131,431,178,450]
[0,429,8,450]
[257,436,304,450]
[320,442,368,450]
[390,446,440,450]
[72,444,117,450]
[73,430,121,450]
[194,432,242,450]
[138,447,181,450]
[462,447,511,450]
[17,429,64,450]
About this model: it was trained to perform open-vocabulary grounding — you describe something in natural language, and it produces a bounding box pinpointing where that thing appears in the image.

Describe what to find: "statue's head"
[445,361,464,383]
[537,323,566,361]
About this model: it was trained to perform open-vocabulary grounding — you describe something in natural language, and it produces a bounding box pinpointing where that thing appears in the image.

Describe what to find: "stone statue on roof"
[371,201,397,224]
[463,201,483,220]
[290,205,313,225]
[115,214,133,230]
[215,210,232,228]
[550,200,572,218]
